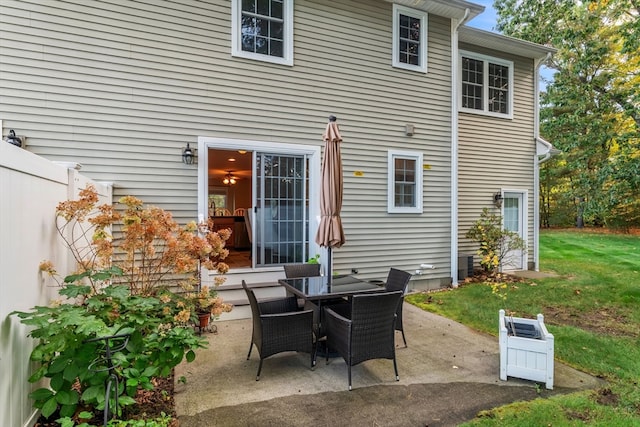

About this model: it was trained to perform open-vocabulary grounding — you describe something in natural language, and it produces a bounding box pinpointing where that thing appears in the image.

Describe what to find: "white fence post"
[1,143,112,427]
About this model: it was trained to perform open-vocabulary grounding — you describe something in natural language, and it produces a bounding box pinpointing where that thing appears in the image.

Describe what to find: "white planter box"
[499,309,554,389]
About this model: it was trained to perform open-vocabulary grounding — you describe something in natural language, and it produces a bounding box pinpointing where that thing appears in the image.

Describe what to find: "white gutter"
[450,8,471,287]
[537,136,560,163]
[532,52,552,271]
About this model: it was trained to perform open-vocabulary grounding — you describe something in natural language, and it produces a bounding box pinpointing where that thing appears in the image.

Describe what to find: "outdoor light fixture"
[222,171,237,185]
[182,143,194,164]
[493,192,504,208]
[5,129,23,147]
[405,124,415,136]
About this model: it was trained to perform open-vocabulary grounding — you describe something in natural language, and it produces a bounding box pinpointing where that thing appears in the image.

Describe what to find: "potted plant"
[499,309,555,389]
[483,275,555,389]
[182,284,232,332]
[466,209,553,389]
[307,254,320,264]
[13,184,233,422]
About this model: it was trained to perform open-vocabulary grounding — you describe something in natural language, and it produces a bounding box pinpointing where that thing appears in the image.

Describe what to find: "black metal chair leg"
[247,343,253,360]
[348,365,352,391]
[401,330,407,348]
[393,357,399,381]
[256,359,263,381]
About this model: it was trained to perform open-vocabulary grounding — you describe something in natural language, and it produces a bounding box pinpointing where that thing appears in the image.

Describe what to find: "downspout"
[450,8,470,287]
[533,52,552,271]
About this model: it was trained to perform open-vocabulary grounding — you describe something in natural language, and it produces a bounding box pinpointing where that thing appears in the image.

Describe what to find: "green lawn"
[406,230,640,426]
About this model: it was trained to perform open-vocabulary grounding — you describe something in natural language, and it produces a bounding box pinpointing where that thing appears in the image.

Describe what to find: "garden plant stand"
[499,309,554,389]
[86,333,131,426]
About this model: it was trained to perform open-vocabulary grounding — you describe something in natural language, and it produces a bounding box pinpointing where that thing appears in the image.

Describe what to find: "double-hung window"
[460,51,513,118]
[392,5,427,73]
[232,0,293,66]
[388,150,423,213]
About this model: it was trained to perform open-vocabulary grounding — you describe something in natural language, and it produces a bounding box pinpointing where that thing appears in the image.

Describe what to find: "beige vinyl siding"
[0,0,454,282]
[458,43,536,269]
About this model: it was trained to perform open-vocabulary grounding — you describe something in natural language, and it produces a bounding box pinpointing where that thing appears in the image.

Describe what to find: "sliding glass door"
[254,152,310,266]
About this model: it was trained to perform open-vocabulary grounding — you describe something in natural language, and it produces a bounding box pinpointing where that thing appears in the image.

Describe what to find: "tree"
[495,0,640,228]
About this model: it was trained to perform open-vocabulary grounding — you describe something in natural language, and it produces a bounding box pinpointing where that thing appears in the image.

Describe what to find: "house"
[1,1,559,425]
[0,0,555,289]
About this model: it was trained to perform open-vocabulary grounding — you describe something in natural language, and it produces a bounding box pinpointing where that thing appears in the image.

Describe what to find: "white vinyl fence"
[0,141,112,427]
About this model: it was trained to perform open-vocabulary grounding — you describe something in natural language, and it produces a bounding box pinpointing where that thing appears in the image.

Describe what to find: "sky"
[465,0,500,32]
[463,0,555,88]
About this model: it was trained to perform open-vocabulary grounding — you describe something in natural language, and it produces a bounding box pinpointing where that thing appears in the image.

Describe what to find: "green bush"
[12,185,231,422]
[13,276,206,420]
[465,208,527,274]
[56,411,173,427]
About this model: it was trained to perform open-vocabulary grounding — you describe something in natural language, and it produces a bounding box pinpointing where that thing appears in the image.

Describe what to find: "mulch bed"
[34,374,178,427]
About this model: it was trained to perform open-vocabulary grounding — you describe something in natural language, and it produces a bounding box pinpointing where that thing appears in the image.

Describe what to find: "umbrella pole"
[327,247,332,285]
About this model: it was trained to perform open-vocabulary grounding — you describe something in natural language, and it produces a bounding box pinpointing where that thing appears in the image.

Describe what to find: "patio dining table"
[278,275,386,350]
[278,274,385,302]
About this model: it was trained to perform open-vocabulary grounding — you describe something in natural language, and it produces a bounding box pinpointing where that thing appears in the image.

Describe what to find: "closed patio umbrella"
[315,115,345,283]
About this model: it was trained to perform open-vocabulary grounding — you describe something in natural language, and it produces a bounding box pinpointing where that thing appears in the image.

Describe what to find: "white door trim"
[501,189,528,271]
[197,137,322,271]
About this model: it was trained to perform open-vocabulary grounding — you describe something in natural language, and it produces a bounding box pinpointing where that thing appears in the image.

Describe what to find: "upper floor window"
[460,51,513,118]
[232,0,293,66]
[392,5,428,73]
[388,150,423,213]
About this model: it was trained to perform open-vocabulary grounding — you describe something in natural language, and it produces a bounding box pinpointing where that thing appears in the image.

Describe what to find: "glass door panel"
[502,192,524,270]
[255,153,309,266]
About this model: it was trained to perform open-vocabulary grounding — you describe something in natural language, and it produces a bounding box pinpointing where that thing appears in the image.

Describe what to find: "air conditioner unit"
[457,255,474,280]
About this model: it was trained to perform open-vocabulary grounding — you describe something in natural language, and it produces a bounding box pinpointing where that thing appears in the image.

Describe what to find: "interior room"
[208,148,252,269]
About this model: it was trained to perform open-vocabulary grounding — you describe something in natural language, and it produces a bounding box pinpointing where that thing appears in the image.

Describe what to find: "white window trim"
[392,4,428,73]
[459,50,514,119]
[387,150,423,213]
[231,0,294,66]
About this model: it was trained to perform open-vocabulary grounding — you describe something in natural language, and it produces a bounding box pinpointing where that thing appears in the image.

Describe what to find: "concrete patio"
[174,302,601,426]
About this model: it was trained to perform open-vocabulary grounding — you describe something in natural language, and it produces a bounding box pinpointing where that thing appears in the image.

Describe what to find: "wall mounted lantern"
[5,129,23,147]
[493,192,504,208]
[182,143,194,164]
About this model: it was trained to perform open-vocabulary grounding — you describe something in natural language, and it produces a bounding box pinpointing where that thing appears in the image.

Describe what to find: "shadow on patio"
[175,303,601,427]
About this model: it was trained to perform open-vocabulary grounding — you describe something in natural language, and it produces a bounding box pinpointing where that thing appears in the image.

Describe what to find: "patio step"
[215,281,286,321]
[217,304,251,321]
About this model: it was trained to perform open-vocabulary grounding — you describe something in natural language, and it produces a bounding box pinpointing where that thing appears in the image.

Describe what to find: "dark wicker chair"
[284,263,351,340]
[284,263,323,311]
[384,268,413,347]
[323,290,403,390]
[283,263,321,278]
[242,280,315,380]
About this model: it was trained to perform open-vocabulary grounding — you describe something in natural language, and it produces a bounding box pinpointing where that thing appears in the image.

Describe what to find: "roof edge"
[384,0,484,21]
[459,26,556,60]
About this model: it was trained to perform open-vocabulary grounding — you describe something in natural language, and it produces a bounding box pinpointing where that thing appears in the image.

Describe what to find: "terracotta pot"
[198,312,210,328]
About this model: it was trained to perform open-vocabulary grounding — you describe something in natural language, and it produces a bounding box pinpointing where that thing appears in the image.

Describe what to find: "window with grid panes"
[387,150,423,213]
[392,5,427,73]
[395,158,415,206]
[460,51,513,117]
[489,63,509,114]
[232,0,293,66]
[461,57,483,110]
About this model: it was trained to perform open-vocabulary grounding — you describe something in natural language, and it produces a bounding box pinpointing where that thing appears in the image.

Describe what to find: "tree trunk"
[576,197,584,228]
